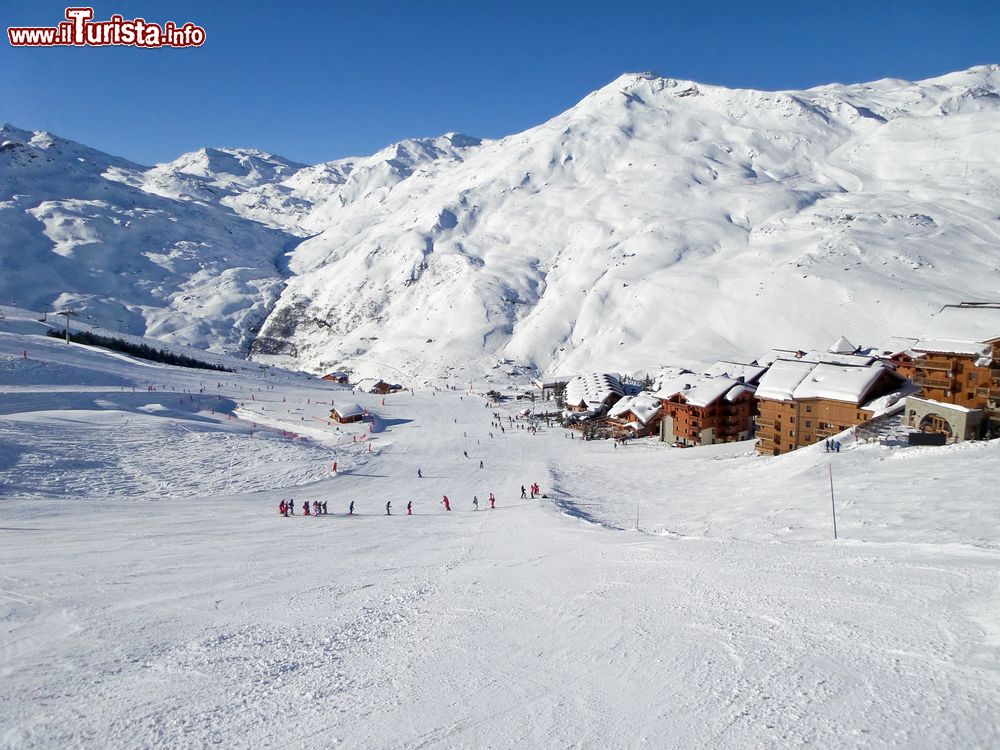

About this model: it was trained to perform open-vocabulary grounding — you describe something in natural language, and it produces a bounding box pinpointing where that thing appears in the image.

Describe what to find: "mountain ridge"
[2,65,999,382]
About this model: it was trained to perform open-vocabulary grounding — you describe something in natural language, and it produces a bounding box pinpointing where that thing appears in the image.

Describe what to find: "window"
[805,420,812,427]
[970,372,977,382]
[790,416,796,424]
[805,404,813,413]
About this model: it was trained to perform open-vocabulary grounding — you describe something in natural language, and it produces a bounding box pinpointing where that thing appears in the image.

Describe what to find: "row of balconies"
[912,374,956,389]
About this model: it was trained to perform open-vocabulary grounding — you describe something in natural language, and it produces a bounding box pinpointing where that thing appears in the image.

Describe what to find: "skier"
[520,485,527,499]
[303,502,311,516]
[463,450,468,458]
[279,500,287,516]
[417,468,422,478]
[479,460,484,469]
[407,501,413,516]
[473,496,479,511]
[289,499,295,515]
[442,495,451,511]
[386,501,392,515]
[321,501,328,515]
[489,493,495,510]
[349,500,355,515]
[313,500,321,516]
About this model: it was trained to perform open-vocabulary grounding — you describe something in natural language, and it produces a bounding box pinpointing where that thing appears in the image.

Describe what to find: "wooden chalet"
[755,360,905,455]
[607,391,663,437]
[905,303,1000,439]
[321,371,349,384]
[562,373,625,415]
[355,378,403,395]
[657,374,758,446]
[330,402,366,423]
[873,337,919,380]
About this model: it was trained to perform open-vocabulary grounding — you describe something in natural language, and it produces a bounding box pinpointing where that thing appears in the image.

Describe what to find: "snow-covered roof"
[564,373,624,408]
[608,391,662,424]
[725,384,756,402]
[651,366,692,393]
[874,336,919,357]
[324,370,349,379]
[754,349,802,367]
[827,335,857,355]
[791,362,898,404]
[536,375,573,388]
[703,360,767,384]
[355,377,400,391]
[912,339,989,356]
[332,402,365,418]
[758,358,903,405]
[799,350,876,366]
[659,374,750,408]
[919,303,1000,346]
[754,359,817,402]
[905,395,980,414]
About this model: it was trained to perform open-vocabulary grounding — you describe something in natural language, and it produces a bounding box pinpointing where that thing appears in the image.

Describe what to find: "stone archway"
[918,413,954,437]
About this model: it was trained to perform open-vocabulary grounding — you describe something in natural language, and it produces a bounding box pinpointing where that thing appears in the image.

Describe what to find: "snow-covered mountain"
[3,65,1000,379]
[0,126,294,353]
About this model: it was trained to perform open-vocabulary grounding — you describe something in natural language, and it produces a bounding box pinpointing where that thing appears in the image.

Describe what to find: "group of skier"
[278,499,328,516]
[279,493,515,517]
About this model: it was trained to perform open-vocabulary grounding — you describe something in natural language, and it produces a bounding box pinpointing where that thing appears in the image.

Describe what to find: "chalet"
[563,373,625,416]
[873,336,919,380]
[607,391,663,437]
[355,378,403,395]
[330,402,366,423]
[702,360,767,386]
[755,360,906,455]
[904,303,1000,439]
[321,371,349,384]
[657,374,758,446]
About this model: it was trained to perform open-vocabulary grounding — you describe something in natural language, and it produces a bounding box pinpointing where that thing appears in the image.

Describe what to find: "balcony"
[913,360,956,373]
[912,374,954,390]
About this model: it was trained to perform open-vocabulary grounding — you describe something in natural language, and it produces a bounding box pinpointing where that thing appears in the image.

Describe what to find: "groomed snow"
[1,315,999,748]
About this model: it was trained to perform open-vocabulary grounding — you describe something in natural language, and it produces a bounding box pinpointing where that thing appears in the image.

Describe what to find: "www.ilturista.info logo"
[8,7,205,48]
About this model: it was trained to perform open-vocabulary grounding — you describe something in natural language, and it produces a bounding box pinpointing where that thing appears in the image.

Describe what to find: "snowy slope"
[254,65,1000,380]
[0,126,293,354]
[3,65,1000,380]
[1,311,998,748]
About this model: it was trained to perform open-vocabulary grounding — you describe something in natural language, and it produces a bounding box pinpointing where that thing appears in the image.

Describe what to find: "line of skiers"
[278,499,328,516]
[441,492,495,511]
[279,493,511,517]
[824,439,842,453]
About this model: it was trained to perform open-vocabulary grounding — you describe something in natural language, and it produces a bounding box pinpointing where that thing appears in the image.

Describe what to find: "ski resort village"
[2,61,1000,748]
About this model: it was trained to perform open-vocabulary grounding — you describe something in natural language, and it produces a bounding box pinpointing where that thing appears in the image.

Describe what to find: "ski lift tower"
[58,309,79,343]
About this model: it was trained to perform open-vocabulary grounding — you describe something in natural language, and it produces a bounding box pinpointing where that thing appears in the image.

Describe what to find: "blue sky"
[2,0,998,166]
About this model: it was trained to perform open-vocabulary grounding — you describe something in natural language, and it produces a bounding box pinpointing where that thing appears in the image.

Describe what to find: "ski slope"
[1,314,999,748]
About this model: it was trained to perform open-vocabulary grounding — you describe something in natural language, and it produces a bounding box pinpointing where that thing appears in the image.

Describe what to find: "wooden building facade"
[755,360,904,455]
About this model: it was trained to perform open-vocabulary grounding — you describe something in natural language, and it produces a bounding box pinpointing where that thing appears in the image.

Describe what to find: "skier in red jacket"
[489,493,495,509]
[442,495,451,511]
